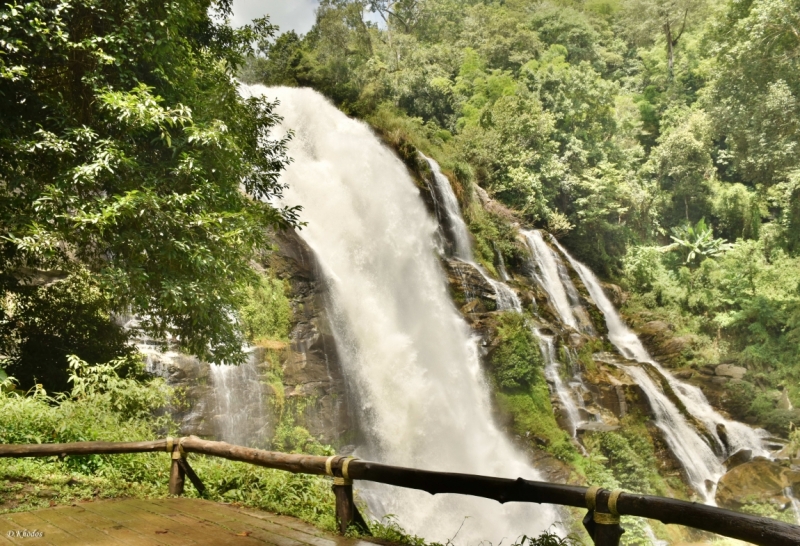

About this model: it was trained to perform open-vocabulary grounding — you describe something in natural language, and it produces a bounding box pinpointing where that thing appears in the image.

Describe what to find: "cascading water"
[249,85,558,543]
[545,233,768,500]
[523,231,592,334]
[536,328,581,437]
[495,243,511,282]
[786,487,800,525]
[137,334,270,448]
[209,352,269,447]
[421,153,521,312]
[524,232,722,499]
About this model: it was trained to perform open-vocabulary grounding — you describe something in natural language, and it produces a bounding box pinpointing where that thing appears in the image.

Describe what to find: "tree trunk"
[665,21,675,81]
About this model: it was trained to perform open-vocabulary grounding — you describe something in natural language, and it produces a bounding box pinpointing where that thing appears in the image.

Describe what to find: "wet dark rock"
[635,320,696,367]
[444,259,498,314]
[724,449,753,470]
[601,283,626,307]
[144,228,353,448]
[717,424,730,453]
[576,422,619,433]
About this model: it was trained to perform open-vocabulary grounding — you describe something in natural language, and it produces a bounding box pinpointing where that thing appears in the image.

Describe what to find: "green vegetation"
[488,313,576,462]
[0,0,298,391]
[240,273,293,344]
[0,357,340,529]
[490,314,542,389]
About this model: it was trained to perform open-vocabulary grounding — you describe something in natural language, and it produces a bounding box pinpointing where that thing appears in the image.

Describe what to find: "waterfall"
[420,153,521,312]
[535,328,582,437]
[209,353,269,447]
[495,243,511,282]
[786,487,800,525]
[250,85,558,543]
[548,234,769,500]
[523,231,591,333]
[421,152,474,262]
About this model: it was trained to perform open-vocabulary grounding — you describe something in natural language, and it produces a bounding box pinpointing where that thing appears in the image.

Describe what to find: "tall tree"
[0,0,296,382]
[622,0,707,80]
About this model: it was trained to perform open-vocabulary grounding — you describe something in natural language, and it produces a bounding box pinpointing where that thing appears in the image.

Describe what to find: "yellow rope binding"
[608,489,623,517]
[342,456,357,480]
[585,485,600,511]
[325,456,336,477]
[593,512,620,525]
[166,437,174,454]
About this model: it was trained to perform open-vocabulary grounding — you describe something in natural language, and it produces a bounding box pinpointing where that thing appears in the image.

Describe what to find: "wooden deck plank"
[79,500,200,546]
[2,511,60,545]
[31,507,126,545]
[48,504,154,546]
[0,499,364,546]
[238,511,381,546]
[156,498,368,546]
[120,499,270,546]
[146,499,309,546]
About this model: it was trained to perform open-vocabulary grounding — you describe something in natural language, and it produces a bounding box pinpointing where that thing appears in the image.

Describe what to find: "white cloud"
[231,0,320,35]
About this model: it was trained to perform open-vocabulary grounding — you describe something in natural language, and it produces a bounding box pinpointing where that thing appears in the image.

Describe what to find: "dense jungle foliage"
[244,0,800,415]
[0,0,299,390]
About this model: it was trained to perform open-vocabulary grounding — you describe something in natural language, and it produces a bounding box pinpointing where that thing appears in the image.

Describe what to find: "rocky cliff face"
[143,228,353,449]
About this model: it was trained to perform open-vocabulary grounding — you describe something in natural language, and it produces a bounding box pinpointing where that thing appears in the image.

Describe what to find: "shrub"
[240,274,292,343]
[490,314,542,390]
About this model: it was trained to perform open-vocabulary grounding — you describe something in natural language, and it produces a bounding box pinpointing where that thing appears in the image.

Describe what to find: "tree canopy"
[0,0,295,388]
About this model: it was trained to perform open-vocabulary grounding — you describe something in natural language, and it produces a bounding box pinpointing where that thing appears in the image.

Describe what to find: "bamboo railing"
[1,437,799,546]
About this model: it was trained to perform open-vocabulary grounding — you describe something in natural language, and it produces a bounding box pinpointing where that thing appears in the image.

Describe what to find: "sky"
[231,0,320,34]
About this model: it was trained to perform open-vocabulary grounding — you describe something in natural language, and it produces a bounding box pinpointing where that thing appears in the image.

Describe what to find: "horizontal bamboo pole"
[1,438,799,545]
[346,461,800,546]
[0,440,168,457]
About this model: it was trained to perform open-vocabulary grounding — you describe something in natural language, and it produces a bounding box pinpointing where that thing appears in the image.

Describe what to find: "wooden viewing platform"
[0,498,376,546]
[2,437,800,546]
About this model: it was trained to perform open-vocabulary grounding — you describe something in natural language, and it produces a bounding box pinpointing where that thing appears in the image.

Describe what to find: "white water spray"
[251,86,557,543]
[786,487,800,525]
[209,352,269,447]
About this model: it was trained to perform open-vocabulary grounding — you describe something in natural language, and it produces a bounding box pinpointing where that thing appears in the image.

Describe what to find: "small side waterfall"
[535,328,582,437]
[786,487,800,525]
[421,153,474,261]
[255,86,558,543]
[421,153,521,312]
[523,231,592,334]
[552,236,768,454]
[528,234,722,499]
[209,353,269,447]
[539,233,768,501]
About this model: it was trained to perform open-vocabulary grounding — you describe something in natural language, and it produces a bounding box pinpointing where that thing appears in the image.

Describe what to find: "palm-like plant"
[662,219,733,264]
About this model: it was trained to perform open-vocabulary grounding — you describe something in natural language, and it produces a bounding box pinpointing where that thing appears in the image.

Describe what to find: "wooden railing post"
[168,437,185,496]
[330,456,370,535]
[583,487,624,546]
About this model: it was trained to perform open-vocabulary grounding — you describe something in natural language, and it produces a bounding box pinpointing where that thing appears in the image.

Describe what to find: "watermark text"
[7,529,44,538]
